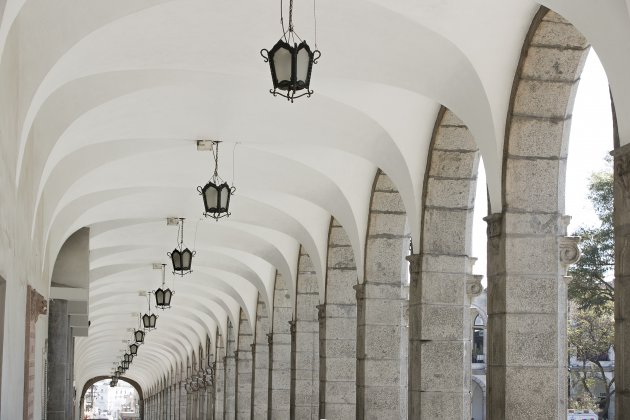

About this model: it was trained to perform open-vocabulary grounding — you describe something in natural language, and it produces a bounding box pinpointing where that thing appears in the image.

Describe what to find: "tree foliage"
[568,170,614,313]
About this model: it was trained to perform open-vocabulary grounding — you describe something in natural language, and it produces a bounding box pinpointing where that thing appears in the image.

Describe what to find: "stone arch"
[408,108,481,418]
[79,375,144,419]
[319,217,358,419]
[487,6,592,419]
[290,246,320,419]
[471,376,486,420]
[357,170,409,419]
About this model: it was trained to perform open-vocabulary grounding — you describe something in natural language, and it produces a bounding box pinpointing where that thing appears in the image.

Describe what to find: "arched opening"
[80,377,143,419]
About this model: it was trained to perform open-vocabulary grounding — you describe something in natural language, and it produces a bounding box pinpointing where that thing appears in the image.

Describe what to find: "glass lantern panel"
[272,45,293,89]
[295,45,312,88]
[182,249,192,271]
[204,184,219,212]
[150,314,157,328]
[142,314,150,329]
[219,184,230,211]
[164,289,172,306]
[171,249,182,271]
[155,289,165,306]
[130,344,138,355]
[134,330,145,343]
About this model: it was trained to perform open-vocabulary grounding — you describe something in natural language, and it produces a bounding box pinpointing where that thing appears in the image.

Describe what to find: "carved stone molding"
[316,304,325,321]
[484,213,503,251]
[559,236,581,273]
[288,320,296,335]
[467,274,484,298]
[29,285,47,322]
[266,333,273,345]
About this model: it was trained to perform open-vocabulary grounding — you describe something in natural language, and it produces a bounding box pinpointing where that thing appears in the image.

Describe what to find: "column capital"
[467,274,484,298]
[266,332,273,345]
[316,304,325,321]
[559,236,581,273]
[288,320,296,335]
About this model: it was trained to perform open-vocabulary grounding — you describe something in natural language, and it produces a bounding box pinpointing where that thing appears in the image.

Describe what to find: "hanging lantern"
[129,343,139,356]
[141,292,158,331]
[142,313,157,331]
[197,141,235,220]
[134,329,145,344]
[154,264,174,309]
[167,218,195,275]
[123,353,133,363]
[122,360,130,370]
[261,0,321,102]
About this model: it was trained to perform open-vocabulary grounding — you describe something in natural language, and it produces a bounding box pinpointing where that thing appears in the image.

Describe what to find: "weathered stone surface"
[425,178,476,209]
[522,46,586,82]
[429,150,478,179]
[505,158,563,212]
[532,20,588,49]
[508,116,569,158]
[513,79,578,119]
[422,208,472,255]
[434,125,477,151]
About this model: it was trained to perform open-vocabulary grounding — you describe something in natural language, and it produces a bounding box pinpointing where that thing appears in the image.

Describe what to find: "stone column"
[485,212,579,419]
[291,250,319,419]
[179,381,188,420]
[224,320,237,420]
[356,173,408,420]
[269,272,292,419]
[252,297,270,418]
[408,254,482,418]
[319,219,357,419]
[46,299,73,420]
[236,310,253,419]
[214,347,225,419]
[614,144,630,414]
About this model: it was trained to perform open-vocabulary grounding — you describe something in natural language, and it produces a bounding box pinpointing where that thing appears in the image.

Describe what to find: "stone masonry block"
[413,340,468,391]
[322,338,356,358]
[359,325,403,359]
[329,225,351,246]
[434,125,477,151]
[504,235,558,274]
[327,246,356,270]
[374,173,398,192]
[429,150,477,179]
[410,271,467,305]
[522,46,586,82]
[323,358,356,382]
[440,110,465,126]
[412,304,467,341]
[367,212,407,236]
[513,79,577,119]
[505,313,558,366]
[425,178,475,209]
[371,190,406,213]
[532,20,588,49]
[361,359,402,387]
[503,211,562,235]
[508,116,569,158]
[422,208,470,255]
[504,275,560,313]
[505,158,561,213]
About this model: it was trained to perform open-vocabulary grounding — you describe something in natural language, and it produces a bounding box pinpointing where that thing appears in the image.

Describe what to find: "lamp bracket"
[197,140,220,151]
[152,263,162,270]
[137,291,147,297]
[166,217,180,226]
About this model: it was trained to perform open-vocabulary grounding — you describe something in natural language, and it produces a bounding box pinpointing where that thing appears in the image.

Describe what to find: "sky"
[471,50,613,283]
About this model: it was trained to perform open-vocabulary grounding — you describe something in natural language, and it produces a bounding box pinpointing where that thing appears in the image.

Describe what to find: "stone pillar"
[179,381,188,420]
[356,173,408,420]
[291,250,319,419]
[408,255,482,419]
[319,218,357,419]
[485,212,579,419]
[224,320,237,420]
[269,272,292,419]
[23,286,47,420]
[252,297,270,418]
[46,299,73,420]
[236,310,253,419]
[614,144,630,414]
[214,342,225,419]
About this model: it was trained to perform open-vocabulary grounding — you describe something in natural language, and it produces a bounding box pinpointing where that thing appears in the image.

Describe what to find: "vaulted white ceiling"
[2,0,629,393]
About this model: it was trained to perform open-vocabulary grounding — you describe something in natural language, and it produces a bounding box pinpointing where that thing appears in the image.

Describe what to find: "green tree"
[568,170,614,312]
[567,167,615,419]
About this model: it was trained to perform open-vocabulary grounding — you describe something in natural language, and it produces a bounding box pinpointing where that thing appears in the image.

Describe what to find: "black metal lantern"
[154,264,174,309]
[123,353,133,363]
[261,0,320,102]
[142,313,157,330]
[197,142,235,220]
[167,218,195,275]
[134,329,145,344]
[122,360,130,370]
[142,293,158,331]
[129,343,139,356]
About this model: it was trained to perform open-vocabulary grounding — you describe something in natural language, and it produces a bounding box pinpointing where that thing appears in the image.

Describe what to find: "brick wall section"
[319,217,357,419]
[236,309,253,419]
[488,9,589,420]
[409,109,481,419]
[291,249,319,419]
[356,172,408,419]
